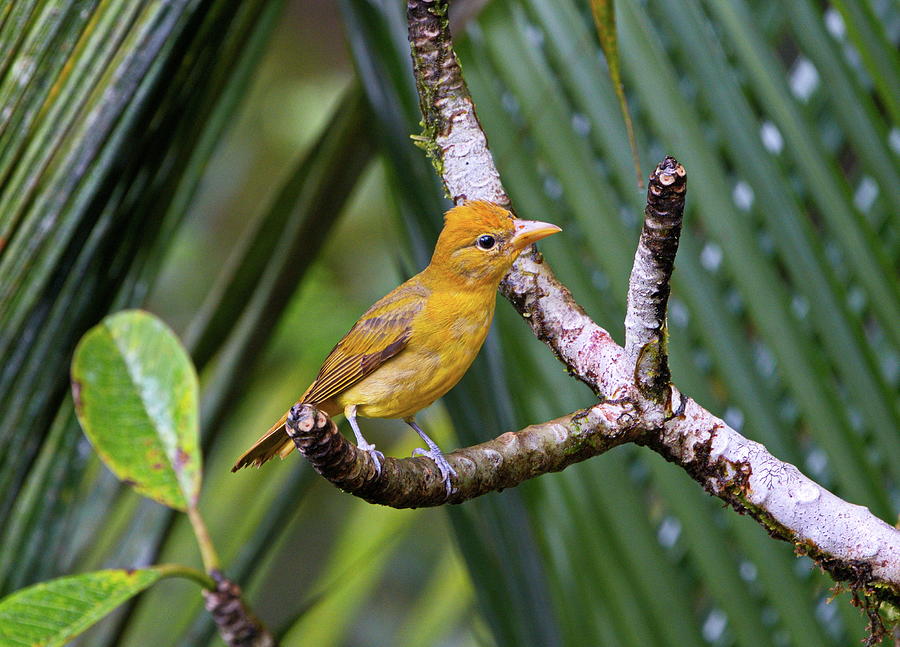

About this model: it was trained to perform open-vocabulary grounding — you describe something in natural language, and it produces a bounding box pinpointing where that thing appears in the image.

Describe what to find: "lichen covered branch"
[408,0,627,399]
[648,393,900,604]
[408,0,505,205]
[284,391,900,598]
[284,402,640,508]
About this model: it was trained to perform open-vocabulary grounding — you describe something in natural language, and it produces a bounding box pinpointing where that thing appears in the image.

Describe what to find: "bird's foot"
[357,441,384,476]
[412,447,457,496]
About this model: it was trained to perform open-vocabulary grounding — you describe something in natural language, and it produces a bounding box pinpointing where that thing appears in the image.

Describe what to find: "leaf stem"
[187,504,221,574]
[155,563,217,590]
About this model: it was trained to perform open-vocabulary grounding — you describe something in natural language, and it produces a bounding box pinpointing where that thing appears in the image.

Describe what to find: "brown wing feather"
[231,281,427,472]
[301,284,426,405]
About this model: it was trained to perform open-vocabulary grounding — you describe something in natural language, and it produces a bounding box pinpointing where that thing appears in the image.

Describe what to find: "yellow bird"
[232,201,561,492]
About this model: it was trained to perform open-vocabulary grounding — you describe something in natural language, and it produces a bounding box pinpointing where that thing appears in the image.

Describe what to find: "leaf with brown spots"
[71,310,201,510]
[0,569,163,647]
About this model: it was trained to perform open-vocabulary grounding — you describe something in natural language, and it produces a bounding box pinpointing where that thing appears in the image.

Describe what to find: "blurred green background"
[1,0,897,645]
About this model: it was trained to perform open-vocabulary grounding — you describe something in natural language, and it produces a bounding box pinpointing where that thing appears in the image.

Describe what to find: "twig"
[203,570,277,647]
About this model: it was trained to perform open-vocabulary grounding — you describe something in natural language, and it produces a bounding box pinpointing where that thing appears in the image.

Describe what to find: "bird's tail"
[231,412,292,472]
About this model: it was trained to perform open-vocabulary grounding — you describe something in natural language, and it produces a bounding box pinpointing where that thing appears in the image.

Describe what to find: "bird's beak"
[510,219,562,250]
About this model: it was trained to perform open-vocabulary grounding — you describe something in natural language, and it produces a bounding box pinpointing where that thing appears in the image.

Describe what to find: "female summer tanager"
[232,201,561,492]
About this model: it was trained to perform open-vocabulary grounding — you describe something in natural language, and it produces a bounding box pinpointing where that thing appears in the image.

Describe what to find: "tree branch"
[408,0,506,206]
[285,401,640,508]
[282,0,900,612]
[644,393,900,604]
[408,0,628,399]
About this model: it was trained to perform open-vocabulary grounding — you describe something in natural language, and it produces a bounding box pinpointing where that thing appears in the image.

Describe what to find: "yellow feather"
[232,201,559,471]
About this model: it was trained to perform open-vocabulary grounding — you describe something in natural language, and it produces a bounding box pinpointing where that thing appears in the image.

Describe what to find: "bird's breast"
[339,289,495,419]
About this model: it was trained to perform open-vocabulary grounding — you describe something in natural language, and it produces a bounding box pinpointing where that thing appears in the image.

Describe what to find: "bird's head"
[429,201,561,285]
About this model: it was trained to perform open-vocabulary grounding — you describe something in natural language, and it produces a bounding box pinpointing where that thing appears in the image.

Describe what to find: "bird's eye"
[476,235,496,250]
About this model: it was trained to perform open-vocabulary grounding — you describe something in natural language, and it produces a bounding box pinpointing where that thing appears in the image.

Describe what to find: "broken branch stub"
[625,157,686,403]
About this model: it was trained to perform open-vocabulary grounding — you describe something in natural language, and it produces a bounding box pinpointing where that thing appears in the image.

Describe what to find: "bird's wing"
[301,283,427,405]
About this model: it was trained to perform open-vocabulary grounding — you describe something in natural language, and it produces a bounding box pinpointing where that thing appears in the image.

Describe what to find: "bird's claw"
[357,442,384,476]
[412,447,457,496]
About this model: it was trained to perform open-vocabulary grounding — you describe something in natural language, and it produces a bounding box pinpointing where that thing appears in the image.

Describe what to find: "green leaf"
[71,310,200,511]
[0,568,162,647]
[0,0,257,593]
[589,0,641,188]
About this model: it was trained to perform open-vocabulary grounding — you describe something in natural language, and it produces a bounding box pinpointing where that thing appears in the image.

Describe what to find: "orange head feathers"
[429,201,561,284]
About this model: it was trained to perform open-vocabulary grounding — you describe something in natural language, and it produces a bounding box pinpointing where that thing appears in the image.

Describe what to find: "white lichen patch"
[480,448,504,469]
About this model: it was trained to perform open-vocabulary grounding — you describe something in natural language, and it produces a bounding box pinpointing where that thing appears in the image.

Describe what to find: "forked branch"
[283,0,900,611]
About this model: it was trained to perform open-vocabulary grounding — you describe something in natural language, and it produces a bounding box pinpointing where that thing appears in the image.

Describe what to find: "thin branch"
[408,0,506,206]
[284,386,900,596]
[187,505,221,573]
[408,0,628,399]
